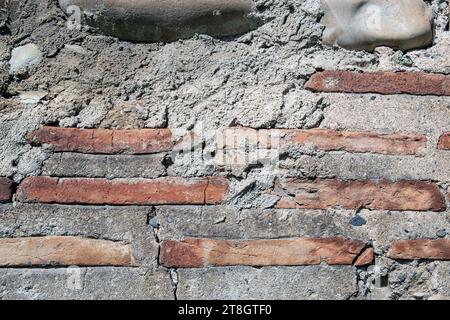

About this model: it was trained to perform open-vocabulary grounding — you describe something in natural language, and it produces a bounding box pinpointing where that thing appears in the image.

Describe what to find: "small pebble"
[436,229,447,238]
[214,216,226,224]
[397,273,406,283]
[148,217,160,229]
[350,215,366,227]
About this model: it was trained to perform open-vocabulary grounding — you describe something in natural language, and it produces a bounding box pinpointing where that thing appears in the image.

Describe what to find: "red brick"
[0,236,136,267]
[275,179,445,211]
[438,133,450,150]
[305,71,450,96]
[160,238,374,268]
[217,128,426,155]
[289,129,426,155]
[28,127,174,154]
[16,176,229,205]
[0,178,12,203]
[388,239,450,260]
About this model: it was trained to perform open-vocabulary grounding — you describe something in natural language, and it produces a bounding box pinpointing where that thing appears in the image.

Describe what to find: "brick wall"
[0,0,449,300]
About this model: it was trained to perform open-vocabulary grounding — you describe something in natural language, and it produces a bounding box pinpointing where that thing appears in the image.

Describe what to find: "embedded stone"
[321,0,433,51]
[58,0,260,42]
[9,44,43,75]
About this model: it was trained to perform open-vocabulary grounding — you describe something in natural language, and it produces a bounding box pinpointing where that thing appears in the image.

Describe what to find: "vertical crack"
[203,178,210,205]
[147,209,178,300]
[146,207,160,264]
[170,269,178,300]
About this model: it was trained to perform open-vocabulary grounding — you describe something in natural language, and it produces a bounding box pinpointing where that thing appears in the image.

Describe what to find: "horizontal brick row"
[0,178,13,203]
[305,71,450,96]
[160,238,374,268]
[388,239,450,261]
[275,179,446,212]
[16,176,229,205]
[1,236,447,269]
[438,133,450,150]
[14,177,445,211]
[28,127,173,154]
[287,129,426,155]
[29,126,433,156]
[219,128,427,155]
[0,236,136,267]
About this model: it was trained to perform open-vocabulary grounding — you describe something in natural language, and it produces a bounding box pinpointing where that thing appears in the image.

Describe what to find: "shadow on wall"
[57,0,436,52]
[58,0,263,43]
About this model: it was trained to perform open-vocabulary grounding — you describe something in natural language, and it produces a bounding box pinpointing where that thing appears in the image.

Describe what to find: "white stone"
[9,44,43,75]
[321,0,433,52]
[19,91,48,105]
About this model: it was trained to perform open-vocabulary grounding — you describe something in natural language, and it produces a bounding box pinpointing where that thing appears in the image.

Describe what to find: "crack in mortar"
[147,208,178,300]
[170,269,179,300]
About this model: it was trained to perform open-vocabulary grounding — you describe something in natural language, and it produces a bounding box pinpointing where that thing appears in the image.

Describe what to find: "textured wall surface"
[0,0,449,300]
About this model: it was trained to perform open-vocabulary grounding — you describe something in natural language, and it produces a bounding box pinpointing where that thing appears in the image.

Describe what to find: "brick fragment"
[0,178,13,203]
[0,236,136,267]
[160,237,374,268]
[438,133,450,150]
[305,71,450,96]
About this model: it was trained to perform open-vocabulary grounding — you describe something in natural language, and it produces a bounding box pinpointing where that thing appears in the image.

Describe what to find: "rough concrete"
[0,0,448,181]
[367,259,450,300]
[0,267,173,300]
[280,152,450,181]
[42,153,167,178]
[177,266,358,300]
[321,94,450,135]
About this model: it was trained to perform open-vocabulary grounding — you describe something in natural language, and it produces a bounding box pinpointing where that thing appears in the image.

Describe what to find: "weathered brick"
[28,127,173,154]
[305,71,450,96]
[289,129,426,155]
[16,176,229,205]
[275,179,445,211]
[0,236,136,267]
[217,128,426,155]
[0,178,12,203]
[388,239,450,260]
[438,133,450,150]
[160,237,373,268]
